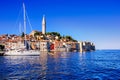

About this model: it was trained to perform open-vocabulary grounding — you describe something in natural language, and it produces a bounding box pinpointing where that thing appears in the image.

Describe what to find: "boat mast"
[23,2,26,41]
[19,22,22,44]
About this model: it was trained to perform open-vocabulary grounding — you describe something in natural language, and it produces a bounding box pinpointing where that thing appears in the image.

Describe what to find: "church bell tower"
[42,15,46,34]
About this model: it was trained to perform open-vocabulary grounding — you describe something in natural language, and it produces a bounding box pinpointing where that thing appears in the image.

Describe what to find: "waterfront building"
[40,40,50,51]
[54,41,66,52]
[64,43,72,52]
[78,41,95,52]
[30,41,40,50]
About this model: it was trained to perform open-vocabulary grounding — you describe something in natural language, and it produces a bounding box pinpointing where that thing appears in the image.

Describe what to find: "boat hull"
[4,50,40,56]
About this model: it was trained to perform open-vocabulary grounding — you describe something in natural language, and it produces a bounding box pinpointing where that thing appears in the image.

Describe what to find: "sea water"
[0,50,120,80]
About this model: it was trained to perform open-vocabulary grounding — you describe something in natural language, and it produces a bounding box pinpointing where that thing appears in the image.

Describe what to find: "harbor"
[0,50,120,79]
[0,0,119,79]
[0,3,95,56]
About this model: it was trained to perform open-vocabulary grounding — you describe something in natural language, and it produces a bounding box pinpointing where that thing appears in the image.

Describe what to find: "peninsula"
[0,16,95,54]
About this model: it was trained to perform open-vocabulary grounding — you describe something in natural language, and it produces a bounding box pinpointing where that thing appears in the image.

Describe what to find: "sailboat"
[4,3,40,56]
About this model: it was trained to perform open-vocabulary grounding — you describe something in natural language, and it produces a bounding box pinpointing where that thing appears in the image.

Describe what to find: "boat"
[4,3,40,56]
[0,51,5,56]
[4,50,40,56]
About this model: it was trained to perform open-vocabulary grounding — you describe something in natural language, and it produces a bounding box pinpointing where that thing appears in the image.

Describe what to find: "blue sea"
[0,50,120,80]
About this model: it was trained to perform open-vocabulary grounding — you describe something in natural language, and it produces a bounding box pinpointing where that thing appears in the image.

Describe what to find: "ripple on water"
[0,51,120,79]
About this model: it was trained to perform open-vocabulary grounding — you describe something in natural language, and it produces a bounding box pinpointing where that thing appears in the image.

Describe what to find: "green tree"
[0,45,5,51]
[46,32,51,35]
[65,36,73,40]
[65,35,77,42]
[46,32,77,42]
[21,32,25,37]
[34,31,40,37]
[46,32,60,36]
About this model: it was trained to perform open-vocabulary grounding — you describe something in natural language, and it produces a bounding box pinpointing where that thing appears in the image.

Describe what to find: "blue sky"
[0,0,120,49]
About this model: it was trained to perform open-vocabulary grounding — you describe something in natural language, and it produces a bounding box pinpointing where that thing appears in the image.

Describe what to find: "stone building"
[40,40,50,51]
[78,41,95,52]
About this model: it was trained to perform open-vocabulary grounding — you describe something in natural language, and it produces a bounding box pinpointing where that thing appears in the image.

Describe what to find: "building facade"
[40,41,50,51]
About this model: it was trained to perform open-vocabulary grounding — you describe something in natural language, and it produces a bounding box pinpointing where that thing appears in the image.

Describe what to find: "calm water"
[0,50,120,80]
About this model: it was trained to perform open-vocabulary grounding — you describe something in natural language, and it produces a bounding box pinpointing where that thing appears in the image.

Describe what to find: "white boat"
[4,3,40,56]
[5,41,40,56]
[5,50,40,56]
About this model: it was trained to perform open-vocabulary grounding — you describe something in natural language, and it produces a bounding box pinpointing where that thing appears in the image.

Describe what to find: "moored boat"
[4,50,40,56]
[4,2,40,56]
[0,51,5,56]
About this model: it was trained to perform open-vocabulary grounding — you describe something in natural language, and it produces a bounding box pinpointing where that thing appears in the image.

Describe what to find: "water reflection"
[39,52,48,79]
[0,50,120,79]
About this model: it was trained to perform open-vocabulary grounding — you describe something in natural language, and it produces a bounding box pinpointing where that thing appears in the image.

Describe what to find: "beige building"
[78,41,95,52]
[40,40,50,51]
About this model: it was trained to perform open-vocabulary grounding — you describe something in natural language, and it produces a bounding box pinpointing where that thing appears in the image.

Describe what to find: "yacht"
[4,3,40,56]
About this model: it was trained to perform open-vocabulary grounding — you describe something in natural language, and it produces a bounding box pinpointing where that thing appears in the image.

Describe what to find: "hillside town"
[0,16,95,54]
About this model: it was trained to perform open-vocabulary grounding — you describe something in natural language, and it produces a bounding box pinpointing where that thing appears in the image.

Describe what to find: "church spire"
[42,15,46,34]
